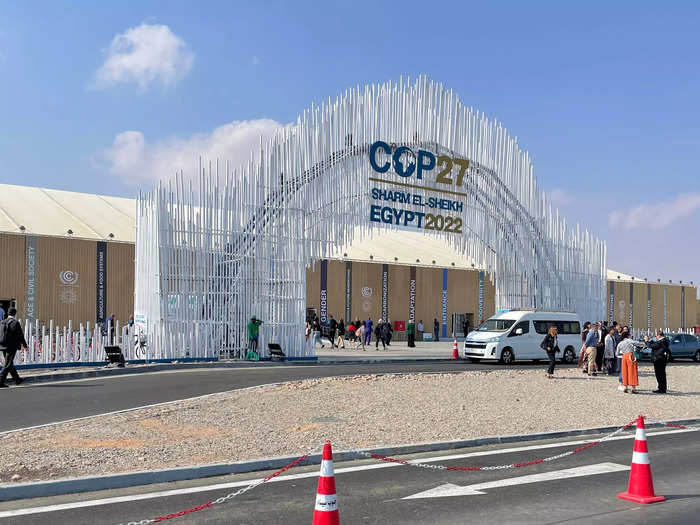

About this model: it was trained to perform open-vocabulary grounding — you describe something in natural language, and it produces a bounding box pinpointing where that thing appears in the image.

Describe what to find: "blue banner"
[320,260,328,324]
[381,264,389,321]
[442,269,448,337]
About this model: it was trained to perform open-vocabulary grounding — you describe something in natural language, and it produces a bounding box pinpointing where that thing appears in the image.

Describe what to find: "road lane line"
[0,428,694,519]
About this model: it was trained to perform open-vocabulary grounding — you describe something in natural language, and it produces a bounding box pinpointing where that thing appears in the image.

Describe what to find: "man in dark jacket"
[375,319,386,350]
[645,330,669,393]
[595,321,605,371]
[382,319,393,347]
[0,308,26,387]
[328,315,338,348]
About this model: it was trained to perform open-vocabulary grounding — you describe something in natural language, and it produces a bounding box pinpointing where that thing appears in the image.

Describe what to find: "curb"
[18,358,456,385]
[2,417,697,502]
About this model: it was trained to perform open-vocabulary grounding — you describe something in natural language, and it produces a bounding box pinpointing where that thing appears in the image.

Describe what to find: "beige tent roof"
[0,183,135,242]
[330,228,479,269]
[0,184,689,286]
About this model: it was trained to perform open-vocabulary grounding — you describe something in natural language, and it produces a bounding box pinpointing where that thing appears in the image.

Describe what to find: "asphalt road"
[1,360,582,432]
[1,428,697,524]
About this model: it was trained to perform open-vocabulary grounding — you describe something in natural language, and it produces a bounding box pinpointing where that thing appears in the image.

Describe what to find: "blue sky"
[1,1,699,292]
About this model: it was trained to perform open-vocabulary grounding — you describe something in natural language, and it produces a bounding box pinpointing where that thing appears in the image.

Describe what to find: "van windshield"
[476,319,516,332]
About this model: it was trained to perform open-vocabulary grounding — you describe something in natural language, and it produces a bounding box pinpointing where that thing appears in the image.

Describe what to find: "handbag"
[633,349,644,361]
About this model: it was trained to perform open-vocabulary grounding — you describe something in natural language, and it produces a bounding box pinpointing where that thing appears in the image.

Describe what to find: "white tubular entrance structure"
[135,77,606,360]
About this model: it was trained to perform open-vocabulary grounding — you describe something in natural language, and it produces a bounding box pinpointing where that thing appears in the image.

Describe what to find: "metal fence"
[12,319,141,367]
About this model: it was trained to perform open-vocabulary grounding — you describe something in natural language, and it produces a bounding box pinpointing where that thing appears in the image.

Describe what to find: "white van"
[463,310,581,364]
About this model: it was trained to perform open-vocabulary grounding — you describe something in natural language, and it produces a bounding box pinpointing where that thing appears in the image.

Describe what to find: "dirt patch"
[1,365,698,483]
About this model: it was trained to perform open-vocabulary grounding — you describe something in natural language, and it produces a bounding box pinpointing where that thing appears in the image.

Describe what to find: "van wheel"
[500,348,514,365]
[468,358,481,363]
[562,347,575,364]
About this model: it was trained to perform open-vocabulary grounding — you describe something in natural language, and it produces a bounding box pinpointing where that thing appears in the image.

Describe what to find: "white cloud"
[547,188,575,208]
[609,192,700,230]
[94,24,194,89]
[96,119,284,185]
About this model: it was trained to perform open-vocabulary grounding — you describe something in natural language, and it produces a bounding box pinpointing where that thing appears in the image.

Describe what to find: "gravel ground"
[1,365,698,483]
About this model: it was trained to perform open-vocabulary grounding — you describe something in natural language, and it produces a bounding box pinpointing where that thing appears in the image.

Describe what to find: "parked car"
[462,310,580,364]
[640,333,700,362]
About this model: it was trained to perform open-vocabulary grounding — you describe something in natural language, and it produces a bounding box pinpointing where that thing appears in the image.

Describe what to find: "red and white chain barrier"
[121,445,323,525]
[341,419,638,472]
[120,416,696,524]
[645,417,699,431]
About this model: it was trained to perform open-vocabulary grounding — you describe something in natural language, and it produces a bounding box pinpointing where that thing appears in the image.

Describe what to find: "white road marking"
[403,462,630,499]
[0,427,694,519]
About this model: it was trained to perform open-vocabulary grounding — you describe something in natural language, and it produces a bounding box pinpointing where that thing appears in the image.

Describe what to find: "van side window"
[534,320,580,335]
[508,321,529,337]
[533,321,550,334]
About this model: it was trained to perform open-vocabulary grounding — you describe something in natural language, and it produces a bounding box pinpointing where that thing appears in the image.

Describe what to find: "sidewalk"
[316,340,456,362]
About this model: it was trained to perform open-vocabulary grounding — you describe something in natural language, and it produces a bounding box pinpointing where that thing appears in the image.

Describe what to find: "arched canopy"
[135,77,605,359]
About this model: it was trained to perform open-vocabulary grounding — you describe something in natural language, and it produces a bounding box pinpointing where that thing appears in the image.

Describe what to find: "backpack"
[0,319,10,346]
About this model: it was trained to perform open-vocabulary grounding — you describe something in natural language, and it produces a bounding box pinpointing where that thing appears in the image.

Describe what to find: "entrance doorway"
[451,312,474,338]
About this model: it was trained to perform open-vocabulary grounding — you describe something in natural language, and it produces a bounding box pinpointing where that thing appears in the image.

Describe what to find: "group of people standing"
[306,314,398,351]
[540,321,670,394]
[577,321,669,393]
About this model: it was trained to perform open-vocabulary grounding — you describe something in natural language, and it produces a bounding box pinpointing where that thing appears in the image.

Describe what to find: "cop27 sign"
[368,141,467,234]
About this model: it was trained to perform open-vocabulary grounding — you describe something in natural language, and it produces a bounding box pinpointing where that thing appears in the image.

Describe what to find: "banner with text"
[320,260,328,324]
[96,242,107,325]
[25,236,38,324]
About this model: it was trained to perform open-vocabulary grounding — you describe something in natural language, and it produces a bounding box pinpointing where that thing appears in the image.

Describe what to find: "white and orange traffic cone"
[451,335,459,359]
[312,441,339,525]
[617,415,665,504]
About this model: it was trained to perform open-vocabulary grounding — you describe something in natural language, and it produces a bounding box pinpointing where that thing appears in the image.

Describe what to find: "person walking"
[355,323,366,350]
[433,318,440,342]
[328,315,338,348]
[578,321,591,370]
[312,318,324,348]
[0,307,26,387]
[381,319,392,349]
[375,319,386,350]
[540,325,560,378]
[406,319,416,348]
[645,330,669,394]
[384,319,393,346]
[364,317,373,346]
[336,319,346,349]
[583,322,599,376]
[346,321,356,344]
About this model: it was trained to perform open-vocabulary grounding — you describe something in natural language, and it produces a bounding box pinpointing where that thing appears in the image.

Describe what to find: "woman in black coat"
[541,326,560,378]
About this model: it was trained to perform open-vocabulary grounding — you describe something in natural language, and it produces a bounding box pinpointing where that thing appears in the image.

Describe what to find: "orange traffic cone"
[312,441,339,525]
[451,335,459,359]
[617,415,665,504]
